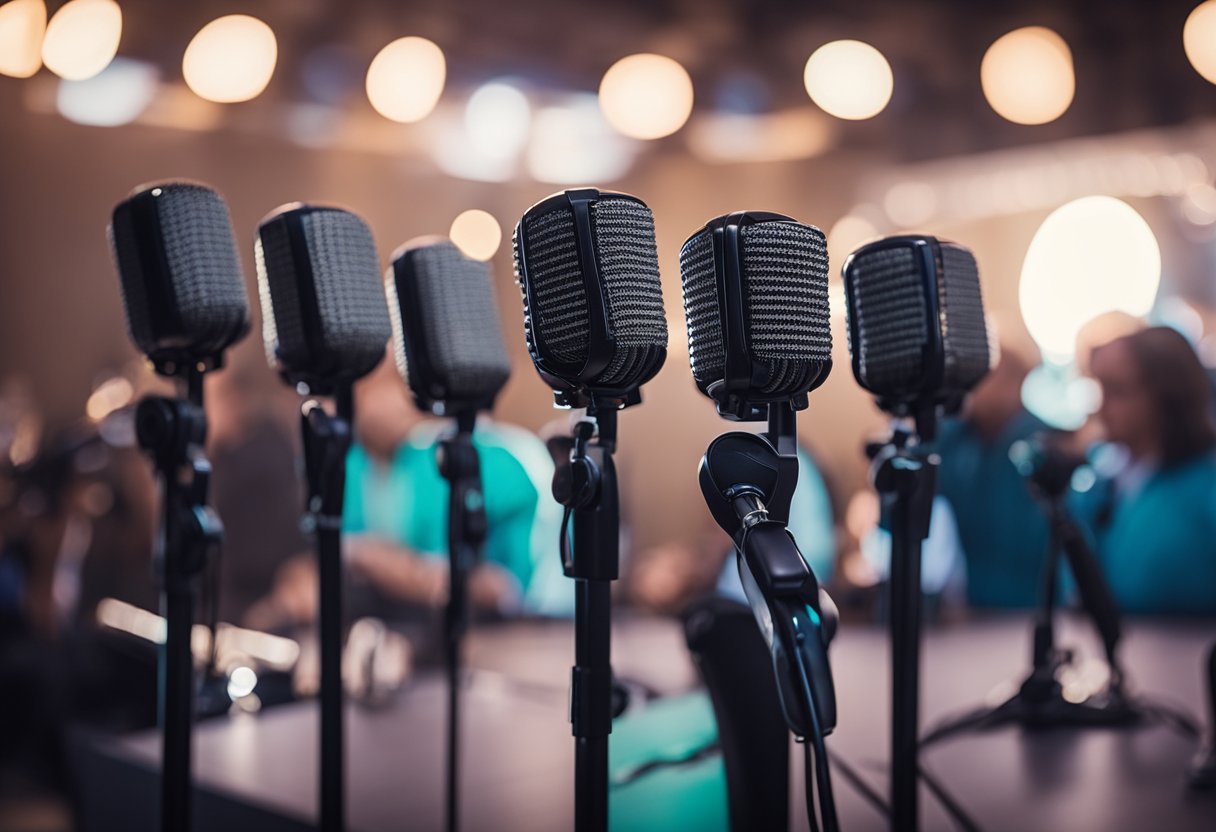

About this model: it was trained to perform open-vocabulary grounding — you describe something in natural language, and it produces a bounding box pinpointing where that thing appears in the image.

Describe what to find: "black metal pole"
[888,504,922,832]
[160,493,194,832]
[439,411,482,832]
[304,386,352,832]
[317,521,344,832]
[574,577,612,832]
[558,405,619,832]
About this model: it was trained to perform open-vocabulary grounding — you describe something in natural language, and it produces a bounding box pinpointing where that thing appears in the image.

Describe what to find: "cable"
[794,645,839,832]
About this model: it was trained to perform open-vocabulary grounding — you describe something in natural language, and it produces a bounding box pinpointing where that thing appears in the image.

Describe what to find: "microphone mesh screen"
[590,197,667,387]
[109,183,249,361]
[741,221,831,394]
[679,228,723,387]
[937,244,990,391]
[845,245,930,393]
[392,241,511,403]
[515,195,666,389]
[517,206,587,366]
[257,207,391,384]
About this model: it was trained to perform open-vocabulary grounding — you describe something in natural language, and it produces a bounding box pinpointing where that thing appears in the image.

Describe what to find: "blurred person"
[629,444,837,615]
[206,357,311,622]
[1074,327,1216,615]
[249,360,569,630]
[935,340,1052,608]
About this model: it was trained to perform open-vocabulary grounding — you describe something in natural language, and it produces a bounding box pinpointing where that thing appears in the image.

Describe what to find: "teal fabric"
[610,692,728,832]
[1071,449,1216,616]
[717,446,835,599]
[343,420,571,616]
[935,410,1051,608]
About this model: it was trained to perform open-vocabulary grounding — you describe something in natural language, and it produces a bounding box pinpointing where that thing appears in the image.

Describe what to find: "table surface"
[97,613,1216,832]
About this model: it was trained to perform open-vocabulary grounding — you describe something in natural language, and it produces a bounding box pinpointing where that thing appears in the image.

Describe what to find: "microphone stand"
[552,399,620,832]
[921,478,1198,747]
[435,410,487,832]
[135,366,223,832]
[697,402,840,832]
[869,409,938,832]
[299,387,353,832]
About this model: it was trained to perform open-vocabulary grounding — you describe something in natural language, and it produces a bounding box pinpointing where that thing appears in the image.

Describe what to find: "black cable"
[794,645,839,832]
[803,741,821,832]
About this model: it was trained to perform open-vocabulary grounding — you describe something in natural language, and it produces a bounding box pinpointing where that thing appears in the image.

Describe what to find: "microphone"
[842,234,990,418]
[512,188,667,407]
[386,238,511,414]
[109,181,250,375]
[254,202,391,832]
[255,203,392,395]
[680,211,832,419]
[512,188,667,832]
[681,210,840,832]
[107,180,247,832]
[384,236,510,832]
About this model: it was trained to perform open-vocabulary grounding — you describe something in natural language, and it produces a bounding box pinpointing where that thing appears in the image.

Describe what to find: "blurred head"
[354,354,425,461]
[1089,327,1215,467]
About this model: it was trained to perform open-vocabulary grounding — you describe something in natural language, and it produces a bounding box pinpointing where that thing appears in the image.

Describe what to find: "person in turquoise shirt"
[1072,327,1216,616]
[248,364,570,627]
[935,344,1052,608]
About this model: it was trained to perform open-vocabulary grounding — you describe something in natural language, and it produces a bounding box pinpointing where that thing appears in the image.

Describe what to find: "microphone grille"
[514,192,667,391]
[679,227,725,387]
[741,220,831,394]
[516,204,586,366]
[679,217,830,399]
[590,196,667,386]
[256,206,391,388]
[937,243,990,391]
[844,244,931,394]
[843,236,990,403]
[109,182,250,366]
[388,240,511,407]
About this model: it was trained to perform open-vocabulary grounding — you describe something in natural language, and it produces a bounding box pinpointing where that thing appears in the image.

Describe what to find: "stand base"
[922,670,1197,747]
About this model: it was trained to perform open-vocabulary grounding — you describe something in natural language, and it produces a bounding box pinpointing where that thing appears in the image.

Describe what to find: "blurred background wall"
[2,0,1215,554]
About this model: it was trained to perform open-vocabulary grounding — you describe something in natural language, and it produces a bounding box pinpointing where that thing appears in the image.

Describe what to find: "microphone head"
[680,211,832,420]
[386,238,511,414]
[255,204,392,394]
[842,234,990,414]
[108,182,250,375]
[512,188,667,407]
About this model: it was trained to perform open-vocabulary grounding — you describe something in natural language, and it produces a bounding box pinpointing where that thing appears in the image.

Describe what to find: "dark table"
[74,614,1216,832]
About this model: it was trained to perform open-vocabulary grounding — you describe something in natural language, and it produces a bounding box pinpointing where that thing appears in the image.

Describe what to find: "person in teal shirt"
[935,343,1052,608]
[248,364,570,627]
[1072,327,1216,616]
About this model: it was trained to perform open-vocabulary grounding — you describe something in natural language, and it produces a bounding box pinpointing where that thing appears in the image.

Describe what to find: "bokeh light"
[803,40,893,120]
[366,36,446,123]
[527,95,634,184]
[465,81,530,161]
[981,27,1075,125]
[57,57,158,126]
[598,53,694,140]
[1019,196,1161,360]
[449,209,502,261]
[1184,1,1216,84]
[183,15,278,104]
[0,0,46,78]
[41,0,121,81]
